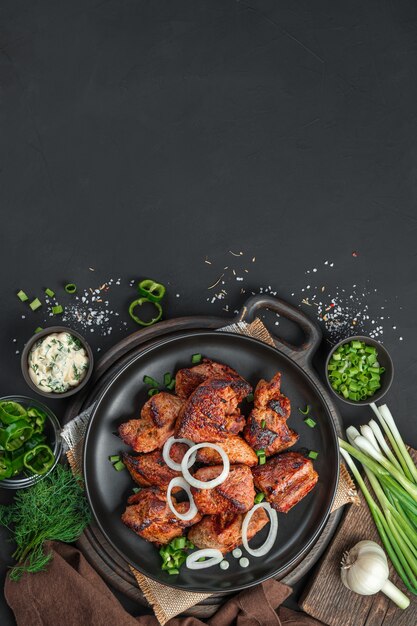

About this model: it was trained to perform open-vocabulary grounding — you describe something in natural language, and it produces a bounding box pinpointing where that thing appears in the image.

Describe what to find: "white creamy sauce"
[28,332,89,393]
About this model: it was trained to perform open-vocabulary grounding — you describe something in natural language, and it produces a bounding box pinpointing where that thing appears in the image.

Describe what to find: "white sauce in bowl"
[28,332,89,393]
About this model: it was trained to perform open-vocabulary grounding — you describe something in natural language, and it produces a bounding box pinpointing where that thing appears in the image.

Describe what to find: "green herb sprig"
[0,465,91,580]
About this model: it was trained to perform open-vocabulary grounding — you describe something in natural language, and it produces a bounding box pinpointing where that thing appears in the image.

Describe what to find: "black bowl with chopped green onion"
[0,395,62,490]
[325,335,393,406]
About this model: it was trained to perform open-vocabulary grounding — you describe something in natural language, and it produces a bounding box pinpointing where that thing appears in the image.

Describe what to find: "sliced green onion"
[246,393,254,403]
[328,340,384,402]
[65,283,77,294]
[304,417,317,428]
[132,487,141,494]
[51,304,63,315]
[258,455,266,465]
[17,290,29,302]
[261,419,266,429]
[29,298,42,311]
[45,288,55,297]
[167,568,179,575]
[34,327,43,334]
[109,455,120,463]
[298,405,311,416]
[143,375,160,387]
[254,492,265,503]
[191,353,202,364]
[255,449,265,457]
[308,450,319,460]
[113,460,125,471]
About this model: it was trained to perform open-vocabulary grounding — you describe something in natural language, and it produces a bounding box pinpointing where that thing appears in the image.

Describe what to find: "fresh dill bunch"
[0,464,91,581]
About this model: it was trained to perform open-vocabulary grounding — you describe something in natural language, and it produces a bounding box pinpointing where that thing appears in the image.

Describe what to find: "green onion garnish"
[308,450,319,460]
[34,327,43,334]
[304,417,317,428]
[254,492,265,503]
[246,393,254,403]
[17,290,29,302]
[51,305,63,315]
[298,405,311,416]
[65,283,77,294]
[164,372,172,386]
[259,456,266,465]
[255,449,265,457]
[261,419,266,429]
[328,340,384,401]
[143,375,160,387]
[191,353,202,364]
[45,288,55,298]
[132,487,141,494]
[167,568,179,575]
[113,460,125,471]
[29,298,42,311]
[109,455,120,463]
[148,388,159,397]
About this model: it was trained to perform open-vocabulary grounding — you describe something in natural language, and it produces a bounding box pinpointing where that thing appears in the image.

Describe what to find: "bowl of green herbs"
[325,336,394,406]
[0,396,62,489]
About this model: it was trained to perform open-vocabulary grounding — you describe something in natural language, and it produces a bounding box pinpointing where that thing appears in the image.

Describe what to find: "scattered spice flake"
[207,274,224,290]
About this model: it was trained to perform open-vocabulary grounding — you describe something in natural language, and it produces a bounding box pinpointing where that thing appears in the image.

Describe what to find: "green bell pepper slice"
[0,401,28,425]
[8,433,47,476]
[0,420,34,452]
[0,454,13,479]
[27,407,47,433]
[137,279,166,302]
[23,444,55,475]
[128,297,162,326]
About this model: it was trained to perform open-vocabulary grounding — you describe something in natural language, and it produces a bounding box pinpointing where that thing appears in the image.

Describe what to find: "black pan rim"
[83,329,340,593]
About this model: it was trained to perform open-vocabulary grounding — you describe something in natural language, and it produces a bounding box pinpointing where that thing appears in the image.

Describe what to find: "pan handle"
[236,295,322,368]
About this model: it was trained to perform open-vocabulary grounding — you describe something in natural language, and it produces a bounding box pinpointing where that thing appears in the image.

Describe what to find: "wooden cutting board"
[300,448,417,626]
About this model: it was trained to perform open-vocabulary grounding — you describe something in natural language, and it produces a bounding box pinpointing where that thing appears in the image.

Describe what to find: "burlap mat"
[62,319,358,625]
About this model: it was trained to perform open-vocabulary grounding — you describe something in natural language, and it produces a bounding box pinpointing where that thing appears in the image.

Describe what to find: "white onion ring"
[186,549,223,570]
[166,477,198,521]
[181,443,230,489]
[242,502,278,557]
[163,436,196,471]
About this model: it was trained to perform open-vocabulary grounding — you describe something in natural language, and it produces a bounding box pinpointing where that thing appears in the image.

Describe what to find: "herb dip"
[28,332,89,393]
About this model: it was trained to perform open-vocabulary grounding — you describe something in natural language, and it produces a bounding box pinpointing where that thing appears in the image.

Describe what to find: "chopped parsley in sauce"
[28,332,89,393]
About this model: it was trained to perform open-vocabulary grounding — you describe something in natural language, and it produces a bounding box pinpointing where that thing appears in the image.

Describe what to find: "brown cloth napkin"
[5,542,323,626]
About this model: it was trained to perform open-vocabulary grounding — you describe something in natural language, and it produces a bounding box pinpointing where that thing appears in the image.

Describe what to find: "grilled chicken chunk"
[252,452,318,513]
[191,465,255,515]
[176,378,251,442]
[175,359,242,399]
[122,443,188,490]
[188,508,269,554]
[243,374,298,456]
[196,435,258,467]
[119,392,183,453]
[122,488,201,546]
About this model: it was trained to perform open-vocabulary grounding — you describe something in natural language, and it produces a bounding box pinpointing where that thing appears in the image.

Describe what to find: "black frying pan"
[83,296,340,593]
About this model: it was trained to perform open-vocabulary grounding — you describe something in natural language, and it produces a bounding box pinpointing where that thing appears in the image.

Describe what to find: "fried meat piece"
[252,452,318,513]
[196,435,258,467]
[175,378,251,442]
[188,508,269,554]
[119,392,183,453]
[243,374,298,456]
[122,442,188,490]
[175,359,242,399]
[122,488,201,546]
[191,465,255,514]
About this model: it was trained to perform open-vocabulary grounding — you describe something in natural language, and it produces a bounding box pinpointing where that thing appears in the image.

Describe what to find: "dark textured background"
[1,1,417,623]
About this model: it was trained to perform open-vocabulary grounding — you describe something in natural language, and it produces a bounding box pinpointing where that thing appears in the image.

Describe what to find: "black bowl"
[21,326,94,399]
[325,335,394,406]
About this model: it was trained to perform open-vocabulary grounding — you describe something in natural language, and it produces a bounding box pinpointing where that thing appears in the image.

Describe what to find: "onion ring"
[163,436,196,471]
[181,443,230,489]
[166,477,198,521]
[242,502,278,557]
[186,549,223,569]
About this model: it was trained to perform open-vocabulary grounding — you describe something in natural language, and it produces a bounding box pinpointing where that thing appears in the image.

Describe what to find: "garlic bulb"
[341,540,410,609]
